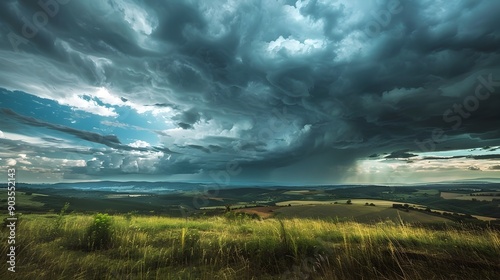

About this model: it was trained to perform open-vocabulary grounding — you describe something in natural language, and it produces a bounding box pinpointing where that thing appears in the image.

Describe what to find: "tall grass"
[1,214,499,279]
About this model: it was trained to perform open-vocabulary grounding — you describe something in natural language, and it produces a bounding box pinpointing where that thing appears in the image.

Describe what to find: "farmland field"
[273,204,452,224]
[441,192,499,201]
[276,198,424,207]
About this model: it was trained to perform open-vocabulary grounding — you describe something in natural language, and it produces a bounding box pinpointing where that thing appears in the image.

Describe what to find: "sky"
[1,0,500,185]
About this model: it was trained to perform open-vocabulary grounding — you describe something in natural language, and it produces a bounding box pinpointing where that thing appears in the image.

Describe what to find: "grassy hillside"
[1,213,499,279]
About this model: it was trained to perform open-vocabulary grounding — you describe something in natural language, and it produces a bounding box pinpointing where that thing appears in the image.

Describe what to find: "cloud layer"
[1,0,500,183]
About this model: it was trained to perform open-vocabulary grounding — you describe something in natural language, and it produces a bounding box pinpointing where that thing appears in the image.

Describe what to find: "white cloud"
[382,87,424,104]
[129,140,151,148]
[118,150,163,174]
[2,132,87,150]
[60,95,118,117]
[2,132,51,146]
[267,36,326,56]
[93,87,125,107]
[334,31,364,62]
[116,0,158,35]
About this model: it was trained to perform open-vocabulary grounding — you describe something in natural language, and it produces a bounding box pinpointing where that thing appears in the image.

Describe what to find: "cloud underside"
[1,0,500,183]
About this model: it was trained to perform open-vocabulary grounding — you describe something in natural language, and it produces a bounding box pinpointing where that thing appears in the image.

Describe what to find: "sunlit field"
[2,212,499,280]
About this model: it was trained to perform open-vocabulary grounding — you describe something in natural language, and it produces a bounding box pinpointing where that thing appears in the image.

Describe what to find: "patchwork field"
[4,185,499,222]
[234,206,281,219]
[276,198,424,207]
[272,204,452,224]
[441,191,500,201]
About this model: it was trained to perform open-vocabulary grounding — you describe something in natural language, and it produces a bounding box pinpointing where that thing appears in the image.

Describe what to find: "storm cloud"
[1,0,500,183]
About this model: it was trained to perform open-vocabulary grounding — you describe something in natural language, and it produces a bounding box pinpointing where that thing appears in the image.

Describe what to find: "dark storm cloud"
[150,103,179,109]
[1,0,500,183]
[0,136,107,159]
[422,154,500,161]
[0,108,176,154]
[172,109,201,129]
[41,137,65,144]
[385,150,417,159]
[186,145,211,154]
[470,154,500,160]
[468,166,481,171]
[2,108,120,145]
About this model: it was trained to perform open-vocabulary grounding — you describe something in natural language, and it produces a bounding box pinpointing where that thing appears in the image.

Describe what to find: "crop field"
[272,204,451,224]
[441,192,499,201]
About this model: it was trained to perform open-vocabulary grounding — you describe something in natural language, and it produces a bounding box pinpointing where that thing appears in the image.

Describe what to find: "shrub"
[124,211,137,223]
[85,213,114,250]
[224,211,261,221]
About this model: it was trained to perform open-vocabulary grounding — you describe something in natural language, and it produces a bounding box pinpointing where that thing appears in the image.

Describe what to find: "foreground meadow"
[1,213,499,279]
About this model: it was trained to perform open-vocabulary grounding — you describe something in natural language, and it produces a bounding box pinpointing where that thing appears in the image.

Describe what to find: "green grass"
[0,192,46,211]
[1,213,499,279]
[414,189,440,196]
